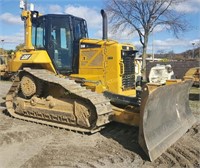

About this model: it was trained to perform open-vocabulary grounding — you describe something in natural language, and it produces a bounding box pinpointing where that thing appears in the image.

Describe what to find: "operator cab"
[31,14,88,74]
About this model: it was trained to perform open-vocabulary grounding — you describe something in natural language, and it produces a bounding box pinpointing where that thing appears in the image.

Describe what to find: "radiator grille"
[122,51,135,90]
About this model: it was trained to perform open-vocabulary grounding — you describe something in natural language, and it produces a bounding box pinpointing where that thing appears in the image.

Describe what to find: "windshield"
[74,19,88,41]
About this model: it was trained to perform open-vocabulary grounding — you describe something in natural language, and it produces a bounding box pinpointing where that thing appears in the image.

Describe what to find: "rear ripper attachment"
[139,80,196,161]
[6,68,113,133]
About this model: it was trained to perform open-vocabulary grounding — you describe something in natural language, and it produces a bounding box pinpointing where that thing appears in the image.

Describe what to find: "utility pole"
[152,31,154,62]
[198,40,200,58]
[192,42,195,58]
[0,39,4,81]
[1,39,4,55]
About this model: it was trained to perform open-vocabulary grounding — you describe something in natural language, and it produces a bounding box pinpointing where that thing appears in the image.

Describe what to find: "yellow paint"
[9,50,56,73]
[112,106,140,126]
[72,38,136,96]
[21,10,34,50]
[166,79,182,85]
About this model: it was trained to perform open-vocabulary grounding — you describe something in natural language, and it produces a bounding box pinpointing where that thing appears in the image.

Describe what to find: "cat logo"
[20,54,32,60]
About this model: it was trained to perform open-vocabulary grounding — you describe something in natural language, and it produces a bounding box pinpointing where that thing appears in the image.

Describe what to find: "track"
[6,68,112,133]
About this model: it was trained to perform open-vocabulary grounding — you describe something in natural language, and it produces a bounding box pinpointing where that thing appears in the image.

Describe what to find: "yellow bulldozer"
[6,0,196,161]
[0,55,7,78]
[184,67,200,86]
[0,54,11,79]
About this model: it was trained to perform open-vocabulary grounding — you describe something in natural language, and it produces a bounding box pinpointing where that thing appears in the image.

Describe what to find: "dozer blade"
[138,80,196,161]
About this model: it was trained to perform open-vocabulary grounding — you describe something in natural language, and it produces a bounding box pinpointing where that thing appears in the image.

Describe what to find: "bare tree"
[106,0,188,81]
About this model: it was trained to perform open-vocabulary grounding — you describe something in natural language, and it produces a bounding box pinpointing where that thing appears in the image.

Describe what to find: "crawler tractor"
[6,0,196,161]
[0,54,11,79]
[184,67,200,86]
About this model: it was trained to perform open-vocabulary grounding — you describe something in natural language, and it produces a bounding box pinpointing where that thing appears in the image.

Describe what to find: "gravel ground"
[0,81,199,168]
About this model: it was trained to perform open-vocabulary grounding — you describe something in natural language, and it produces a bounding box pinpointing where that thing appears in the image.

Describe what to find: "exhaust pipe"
[101,9,108,40]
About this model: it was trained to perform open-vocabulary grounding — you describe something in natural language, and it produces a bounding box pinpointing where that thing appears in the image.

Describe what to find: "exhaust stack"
[101,9,108,40]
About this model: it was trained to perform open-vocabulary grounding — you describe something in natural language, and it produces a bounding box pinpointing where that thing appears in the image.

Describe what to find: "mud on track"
[0,81,199,168]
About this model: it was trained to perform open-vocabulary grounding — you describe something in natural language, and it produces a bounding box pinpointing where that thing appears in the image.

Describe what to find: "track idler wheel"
[20,74,42,98]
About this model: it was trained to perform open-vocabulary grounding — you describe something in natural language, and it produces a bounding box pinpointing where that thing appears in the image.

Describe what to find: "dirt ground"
[0,81,199,168]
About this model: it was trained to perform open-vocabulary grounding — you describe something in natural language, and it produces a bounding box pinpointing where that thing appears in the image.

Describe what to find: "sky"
[0,0,200,54]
